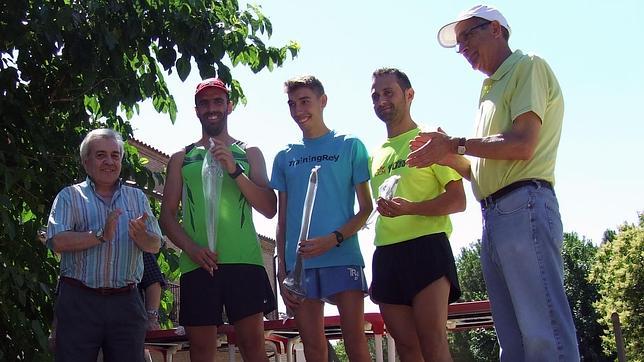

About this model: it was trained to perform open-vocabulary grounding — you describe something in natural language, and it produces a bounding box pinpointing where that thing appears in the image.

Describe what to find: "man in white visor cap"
[407,4,580,362]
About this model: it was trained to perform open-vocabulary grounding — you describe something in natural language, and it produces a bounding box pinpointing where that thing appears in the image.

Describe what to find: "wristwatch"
[229,163,245,179]
[457,137,467,155]
[93,228,107,243]
[332,230,344,247]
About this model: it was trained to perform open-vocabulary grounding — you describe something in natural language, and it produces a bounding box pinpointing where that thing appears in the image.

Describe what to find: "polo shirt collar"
[489,49,524,81]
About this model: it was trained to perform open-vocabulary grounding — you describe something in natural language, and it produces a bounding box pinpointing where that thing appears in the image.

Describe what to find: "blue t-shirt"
[271,130,370,271]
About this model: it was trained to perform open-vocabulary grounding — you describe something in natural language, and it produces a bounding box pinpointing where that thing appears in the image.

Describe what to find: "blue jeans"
[480,184,579,362]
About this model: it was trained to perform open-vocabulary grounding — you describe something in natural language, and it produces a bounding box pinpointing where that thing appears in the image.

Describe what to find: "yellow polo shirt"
[472,50,564,200]
[370,127,461,246]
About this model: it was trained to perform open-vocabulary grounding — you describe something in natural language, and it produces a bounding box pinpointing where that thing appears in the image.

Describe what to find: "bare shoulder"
[162,149,187,202]
[164,148,188,184]
[242,145,266,161]
[168,148,188,166]
[170,147,188,158]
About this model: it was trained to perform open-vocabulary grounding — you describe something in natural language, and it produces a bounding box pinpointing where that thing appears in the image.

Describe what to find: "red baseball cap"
[195,78,229,97]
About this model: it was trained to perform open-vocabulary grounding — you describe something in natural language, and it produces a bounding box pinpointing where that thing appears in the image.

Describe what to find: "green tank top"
[180,142,263,273]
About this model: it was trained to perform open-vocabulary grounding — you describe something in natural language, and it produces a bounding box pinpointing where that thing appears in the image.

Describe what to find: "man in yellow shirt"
[371,68,465,362]
[407,5,579,362]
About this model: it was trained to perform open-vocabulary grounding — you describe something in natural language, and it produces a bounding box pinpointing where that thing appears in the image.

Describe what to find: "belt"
[480,179,553,208]
[61,276,136,296]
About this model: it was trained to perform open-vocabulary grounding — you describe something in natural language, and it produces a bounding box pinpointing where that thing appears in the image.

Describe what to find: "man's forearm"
[50,231,101,253]
[443,153,472,181]
[235,177,277,218]
[133,232,161,253]
[335,205,372,241]
[452,112,541,162]
[457,134,534,161]
[408,180,466,216]
[159,216,196,253]
[275,234,287,277]
[409,192,465,216]
[336,214,369,240]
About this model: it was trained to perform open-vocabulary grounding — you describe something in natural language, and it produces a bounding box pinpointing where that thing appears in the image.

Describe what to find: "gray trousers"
[55,281,147,362]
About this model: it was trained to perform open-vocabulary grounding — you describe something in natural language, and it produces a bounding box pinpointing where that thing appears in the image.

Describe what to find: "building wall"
[128,138,169,195]
[260,236,278,321]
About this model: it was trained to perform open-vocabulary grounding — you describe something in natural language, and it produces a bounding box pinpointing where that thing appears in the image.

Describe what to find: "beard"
[375,107,396,123]
[204,123,224,137]
[200,112,227,137]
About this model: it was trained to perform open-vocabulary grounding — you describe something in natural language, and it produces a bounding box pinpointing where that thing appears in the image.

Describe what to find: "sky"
[130,1,644,313]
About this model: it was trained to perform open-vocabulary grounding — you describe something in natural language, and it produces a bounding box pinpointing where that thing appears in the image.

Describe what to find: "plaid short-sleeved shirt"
[139,252,166,290]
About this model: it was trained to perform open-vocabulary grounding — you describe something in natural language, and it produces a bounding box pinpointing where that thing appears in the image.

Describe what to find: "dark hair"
[372,68,412,91]
[284,75,325,96]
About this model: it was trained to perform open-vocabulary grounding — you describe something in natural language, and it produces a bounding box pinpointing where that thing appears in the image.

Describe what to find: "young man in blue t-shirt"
[270,75,372,362]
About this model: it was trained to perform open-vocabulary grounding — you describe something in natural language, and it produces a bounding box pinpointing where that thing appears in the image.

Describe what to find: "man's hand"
[409,132,433,152]
[277,271,302,314]
[210,138,237,174]
[128,212,150,243]
[377,197,413,218]
[104,208,123,241]
[185,242,219,276]
[407,127,453,168]
[298,234,337,259]
[129,212,162,253]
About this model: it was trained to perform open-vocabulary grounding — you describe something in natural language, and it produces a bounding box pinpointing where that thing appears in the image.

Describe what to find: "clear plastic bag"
[283,165,321,301]
[362,174,401,229]
[201,138,224,252]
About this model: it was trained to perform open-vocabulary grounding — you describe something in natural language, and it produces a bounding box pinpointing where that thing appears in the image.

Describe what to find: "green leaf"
[104,30,118,51]
[176,55,191,81]
[0,195,11,209]
[168,97,177,123]
[84,95,100,117]
[142,73,156,97]
[157,47,177,71]
[1,210,16,239]
[21,209,36,223]
[12,271,24,288]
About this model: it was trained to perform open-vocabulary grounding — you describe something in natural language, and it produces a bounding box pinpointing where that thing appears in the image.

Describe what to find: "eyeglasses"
[455,21,491,53]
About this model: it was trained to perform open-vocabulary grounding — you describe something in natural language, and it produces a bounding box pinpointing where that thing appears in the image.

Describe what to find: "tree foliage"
[451,234,614,361]
[589,213,644,361]
[450,240,499,361]
[144,195,180,329]
[0,0,298,359]
[334,337,392,361]
[562,232,612,361]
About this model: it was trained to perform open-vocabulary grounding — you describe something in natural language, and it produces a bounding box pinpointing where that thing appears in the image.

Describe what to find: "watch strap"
[94,228,106,243]
[457,137,467,155]
[229,163,244,179]
[332,230,344,247]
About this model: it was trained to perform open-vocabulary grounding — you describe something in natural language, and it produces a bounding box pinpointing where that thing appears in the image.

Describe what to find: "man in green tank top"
[160,78,277,362]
